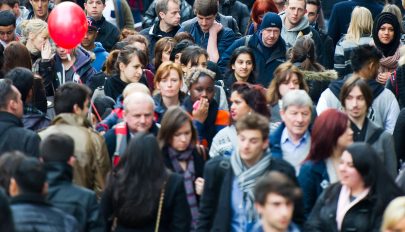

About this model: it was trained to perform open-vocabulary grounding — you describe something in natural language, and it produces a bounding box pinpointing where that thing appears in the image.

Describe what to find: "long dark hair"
[346,143,403,214]
[228,46,256,82]
[109,133,168,223]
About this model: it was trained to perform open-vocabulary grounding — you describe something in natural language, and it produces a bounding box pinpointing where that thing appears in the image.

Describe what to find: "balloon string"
[67,53,71,61]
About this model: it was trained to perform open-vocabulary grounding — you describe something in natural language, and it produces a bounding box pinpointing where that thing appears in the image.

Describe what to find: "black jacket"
[45,162,104,232]
[196,155,303,232]
[0,112,40,157]
[94,16,120,52]
[11,193,79,232]
[305,183,382,232]
[219,0,250,34]
[101,172,191,231]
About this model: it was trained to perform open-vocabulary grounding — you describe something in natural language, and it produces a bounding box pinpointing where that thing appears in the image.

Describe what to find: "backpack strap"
[196,144,208,161]
[367,128,384,145]
[113,122,127,166]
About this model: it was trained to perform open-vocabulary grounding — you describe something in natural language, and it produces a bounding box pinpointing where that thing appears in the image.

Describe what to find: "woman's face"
[189,75,215,103]
[378,23,395,45]
[278,73,300,97]
[170,121,193,152]
[182,54,208,76]
[339,151,364,190]
[158,69,182,98]
[132,41,147,54]
[230,91,252,121]
[232,53,254,81]
[119,55,143,83]
[162,48,172,63]
[30,29,48,51]
[336,120,353,150]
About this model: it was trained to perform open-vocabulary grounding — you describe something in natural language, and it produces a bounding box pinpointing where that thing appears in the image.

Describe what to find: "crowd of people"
[1,0,405,231]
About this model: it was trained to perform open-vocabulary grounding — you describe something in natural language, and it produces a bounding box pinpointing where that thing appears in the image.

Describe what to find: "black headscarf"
[372,12,401,57]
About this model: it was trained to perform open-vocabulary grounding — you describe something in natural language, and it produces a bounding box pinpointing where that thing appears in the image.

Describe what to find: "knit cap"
[259,12,282,31]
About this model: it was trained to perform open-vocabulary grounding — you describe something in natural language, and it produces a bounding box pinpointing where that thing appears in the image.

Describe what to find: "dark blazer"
[101,172,191,232]
[305,183,382,232]
[298,160,330,218]
[196,155,303,232]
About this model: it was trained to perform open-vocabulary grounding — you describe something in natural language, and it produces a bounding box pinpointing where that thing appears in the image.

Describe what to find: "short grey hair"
[123,92,155,111]
[281,89,313,111]
[155,0,180,18]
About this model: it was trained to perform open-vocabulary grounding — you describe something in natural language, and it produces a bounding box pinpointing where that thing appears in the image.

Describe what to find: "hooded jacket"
[317,79,400,134]
[46,162,104,232]
[54,46,96,89]
[92,42,109,72]
[301,69,338,104]
[39,113,111,197]
[280,13,323,63]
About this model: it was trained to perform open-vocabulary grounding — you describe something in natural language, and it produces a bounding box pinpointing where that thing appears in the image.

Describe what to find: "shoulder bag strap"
[155,181,166,232]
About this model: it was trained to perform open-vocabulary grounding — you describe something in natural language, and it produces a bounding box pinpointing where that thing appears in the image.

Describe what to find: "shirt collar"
[281,128,310,145]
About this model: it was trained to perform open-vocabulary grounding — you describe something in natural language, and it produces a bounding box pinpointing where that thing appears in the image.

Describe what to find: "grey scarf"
[230,148,272,222]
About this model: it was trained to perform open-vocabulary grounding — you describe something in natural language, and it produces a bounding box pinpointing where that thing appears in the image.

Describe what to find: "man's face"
[29,0,49,19]
[11,86,23,119]
[261,27,280,47]
[306,3,318,24]
[285,0,306,27]
[280,105,311,139]
[84,0,105,20]
[196,14,215,33]
[124,101,154,133]
[160,0,180,27]
[256,193,294,232]
[238,129,268,167]
[344,86,368,121]
[81,29,98,48]
[0,25,15,44]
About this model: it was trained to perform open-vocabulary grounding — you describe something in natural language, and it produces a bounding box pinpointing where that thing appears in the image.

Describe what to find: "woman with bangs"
[246,0,279,35]
[153,61,185,123]
[209,82,270,157]
[334,7,374,79]
[266,62,309,129]
[298,109,353,218]
[158,106,207,230]
[153,37,177,71]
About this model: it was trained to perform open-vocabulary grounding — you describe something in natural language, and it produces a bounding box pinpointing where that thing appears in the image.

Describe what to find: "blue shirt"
[230,178,256,232]
[281,129,311,174]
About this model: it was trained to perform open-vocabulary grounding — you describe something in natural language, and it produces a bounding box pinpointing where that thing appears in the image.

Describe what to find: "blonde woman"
[334,7,373,79]
[20,19,55,96]
[381,197,405,232]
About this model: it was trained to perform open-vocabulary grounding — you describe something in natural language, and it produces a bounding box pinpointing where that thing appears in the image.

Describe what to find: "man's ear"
[280,109,285,122]
[255,202,264,215]
[9,178,19,197]
[158,11,165,19]
[73,103,80,115]
[67,156,76,167]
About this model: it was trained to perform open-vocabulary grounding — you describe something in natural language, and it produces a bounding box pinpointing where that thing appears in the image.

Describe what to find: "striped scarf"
[168,146,198,230]
[230,149,272,222]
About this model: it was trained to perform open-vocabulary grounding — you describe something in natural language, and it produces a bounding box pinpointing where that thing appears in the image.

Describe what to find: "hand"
[377,72,391,85]
[41,39,53,60]
[192,97,209,123]
[209,21,222,34]
[194,177,205,195]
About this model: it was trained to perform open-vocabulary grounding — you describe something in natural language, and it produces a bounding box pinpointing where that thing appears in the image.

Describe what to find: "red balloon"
[48,2,88,49]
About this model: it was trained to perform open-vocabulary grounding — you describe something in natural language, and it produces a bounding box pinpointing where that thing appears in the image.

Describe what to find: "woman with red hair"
[298,109,353,217]
[246,0,279,35]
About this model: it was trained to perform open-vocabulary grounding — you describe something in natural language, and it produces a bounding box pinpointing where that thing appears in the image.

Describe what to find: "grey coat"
[364,119,397,178]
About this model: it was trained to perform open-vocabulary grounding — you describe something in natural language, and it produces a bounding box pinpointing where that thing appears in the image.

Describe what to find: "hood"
[303,70,338,81]
[74,46,92,70]
[45,162,73,186]
[328,79,345,99]
[93,42,107,53]
[280,12,310,32]
[51,113,92,128]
